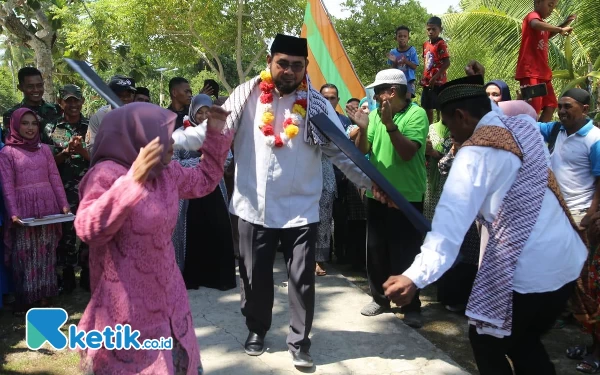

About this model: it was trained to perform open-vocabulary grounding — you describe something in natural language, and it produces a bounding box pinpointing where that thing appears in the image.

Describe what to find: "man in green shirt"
[347,69,429,328]
[2,67,61,142]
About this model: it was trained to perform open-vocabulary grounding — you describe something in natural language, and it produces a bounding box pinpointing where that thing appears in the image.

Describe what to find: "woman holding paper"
[0,108,69,314]
[74,102,232,375]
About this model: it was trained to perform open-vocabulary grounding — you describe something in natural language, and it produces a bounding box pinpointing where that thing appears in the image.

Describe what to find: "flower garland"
[258,70,308,148]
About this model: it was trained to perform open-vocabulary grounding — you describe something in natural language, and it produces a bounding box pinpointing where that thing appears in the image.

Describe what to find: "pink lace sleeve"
[75,162,148,246]
[0,150,18,219]
[171,127,233,200]
[44,145,69,211]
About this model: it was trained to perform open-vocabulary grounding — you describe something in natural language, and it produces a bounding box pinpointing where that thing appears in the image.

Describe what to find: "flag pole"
[315,0,366,96]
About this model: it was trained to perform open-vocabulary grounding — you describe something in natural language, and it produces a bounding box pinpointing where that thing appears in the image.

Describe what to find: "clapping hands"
[346,103,369,130]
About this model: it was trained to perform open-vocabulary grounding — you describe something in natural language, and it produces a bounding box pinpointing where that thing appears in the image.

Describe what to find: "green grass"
[0,282,89,375]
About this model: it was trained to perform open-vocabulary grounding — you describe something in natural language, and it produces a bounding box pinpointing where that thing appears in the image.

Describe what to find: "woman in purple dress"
[0,108,69,314]
[74,103,232,374]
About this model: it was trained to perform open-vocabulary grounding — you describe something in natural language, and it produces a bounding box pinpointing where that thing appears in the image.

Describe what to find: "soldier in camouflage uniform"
[2,67,61,143]
[44,84,90,293]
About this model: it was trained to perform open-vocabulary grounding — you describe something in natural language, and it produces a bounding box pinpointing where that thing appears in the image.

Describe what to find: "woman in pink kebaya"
[0,108,69,314]
[74,102,232,374]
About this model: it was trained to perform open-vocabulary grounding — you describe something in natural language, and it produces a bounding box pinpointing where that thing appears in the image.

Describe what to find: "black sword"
[310,113,431,235]
[64,59,124,109]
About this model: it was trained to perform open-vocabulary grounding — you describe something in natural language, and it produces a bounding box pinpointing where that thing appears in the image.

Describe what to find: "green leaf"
[553,70,571,79]
[98,59,110,71]
[564,35,573,79]
[588,71,600,80]
[561,76,588,94]
[594,56,600,72]
[51,18,63,30]
[116,45,129,59]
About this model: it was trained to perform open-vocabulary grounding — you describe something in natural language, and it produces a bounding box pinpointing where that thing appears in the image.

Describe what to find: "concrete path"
[188,254,470,375]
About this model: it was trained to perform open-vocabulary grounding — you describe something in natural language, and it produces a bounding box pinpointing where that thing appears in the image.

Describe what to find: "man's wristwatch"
[386,126,399,133]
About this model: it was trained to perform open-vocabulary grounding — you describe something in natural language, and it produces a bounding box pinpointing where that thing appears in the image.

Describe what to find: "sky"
[321,0,460,18]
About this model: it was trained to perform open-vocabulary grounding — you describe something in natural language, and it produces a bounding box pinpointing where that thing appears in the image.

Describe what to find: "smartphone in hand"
[521,83,548,100]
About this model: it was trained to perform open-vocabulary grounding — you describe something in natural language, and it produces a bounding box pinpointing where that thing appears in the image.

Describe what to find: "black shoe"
[290,350,313,368]
[244,332,265,356]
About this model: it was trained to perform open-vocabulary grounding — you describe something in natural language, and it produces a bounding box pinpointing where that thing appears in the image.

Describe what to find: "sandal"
[315,263,327,276]
[577,357,600,373]
[568,345,592,360]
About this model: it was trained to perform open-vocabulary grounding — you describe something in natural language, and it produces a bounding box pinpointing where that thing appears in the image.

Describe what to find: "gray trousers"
[238,219,317,353]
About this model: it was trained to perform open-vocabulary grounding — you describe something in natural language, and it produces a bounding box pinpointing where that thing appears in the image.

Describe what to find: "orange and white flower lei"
[258,70,308,148]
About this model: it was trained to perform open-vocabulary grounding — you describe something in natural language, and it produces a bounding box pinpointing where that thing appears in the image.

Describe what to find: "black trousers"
[366,199,423,312]
[469,281,575,375]
[238,219,317,353]
[347,220,366,270]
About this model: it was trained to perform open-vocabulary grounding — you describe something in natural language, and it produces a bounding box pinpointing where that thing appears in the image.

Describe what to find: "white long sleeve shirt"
[172,86,371,228]
[403,112,587,294]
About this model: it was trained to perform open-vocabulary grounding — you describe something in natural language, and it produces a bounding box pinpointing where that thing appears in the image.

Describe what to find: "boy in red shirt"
[516,0,575,122]
[421,16,450,124]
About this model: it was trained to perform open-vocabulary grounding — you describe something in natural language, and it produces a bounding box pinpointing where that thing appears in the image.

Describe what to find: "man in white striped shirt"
[383,73,586,375]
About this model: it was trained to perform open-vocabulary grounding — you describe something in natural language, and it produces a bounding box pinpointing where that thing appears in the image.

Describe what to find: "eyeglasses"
[276,60,306,73]
[374,85,393,96]
[324,96,337,101]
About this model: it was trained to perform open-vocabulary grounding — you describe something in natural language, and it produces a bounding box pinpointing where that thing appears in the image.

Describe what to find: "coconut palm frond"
[561,77,587,94]
[460,0,533,19]
[442,10,522,84]
[570,0,600,60]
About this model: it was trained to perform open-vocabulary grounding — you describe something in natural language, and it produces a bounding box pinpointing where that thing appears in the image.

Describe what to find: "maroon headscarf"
[91,102,176,180]
[5,108,42,152]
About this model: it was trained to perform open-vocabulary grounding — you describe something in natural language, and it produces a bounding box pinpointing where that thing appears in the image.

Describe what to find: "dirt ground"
[0,265,591,375]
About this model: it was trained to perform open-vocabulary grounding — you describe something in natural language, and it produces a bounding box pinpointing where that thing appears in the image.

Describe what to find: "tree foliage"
[334,0,430,85]
[0,0,70,102]
[61,0,306,93]
[0,66,18,113]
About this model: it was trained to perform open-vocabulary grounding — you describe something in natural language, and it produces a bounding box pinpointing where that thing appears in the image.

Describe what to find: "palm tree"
[0,35,35,80]
[441,0,599,96]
